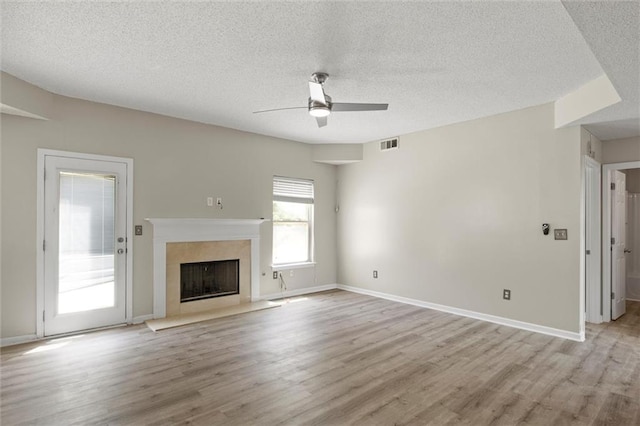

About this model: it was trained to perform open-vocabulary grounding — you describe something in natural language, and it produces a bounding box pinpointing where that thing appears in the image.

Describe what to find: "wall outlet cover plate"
[554,229,568,240]
[503,289,511,300]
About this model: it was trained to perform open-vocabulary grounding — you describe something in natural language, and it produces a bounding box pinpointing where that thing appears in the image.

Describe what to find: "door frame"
[602,160,640,322]
[36,149,134,338]
[583,156,602,323]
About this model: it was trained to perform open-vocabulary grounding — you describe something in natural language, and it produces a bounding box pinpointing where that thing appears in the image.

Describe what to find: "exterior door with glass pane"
[44,155,128,336]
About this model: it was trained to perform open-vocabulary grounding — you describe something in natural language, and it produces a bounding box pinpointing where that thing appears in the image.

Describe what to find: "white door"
[44,155,128,335]
[584,157,601,323]
[611,170,626,320]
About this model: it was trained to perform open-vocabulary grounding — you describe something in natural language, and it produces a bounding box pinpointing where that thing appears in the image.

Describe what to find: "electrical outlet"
[207,197,214,207]
[373,270,378,279]
[503,289,511,300]
[554,229,568,240]
[290,270,294,277]
[134,225,143,236]
[273,271,278,279]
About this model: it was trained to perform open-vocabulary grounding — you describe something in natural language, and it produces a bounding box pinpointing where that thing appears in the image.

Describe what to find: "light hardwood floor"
[1,290,639,425]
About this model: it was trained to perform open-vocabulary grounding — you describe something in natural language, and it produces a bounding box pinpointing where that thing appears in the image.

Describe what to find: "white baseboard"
[337,284,585,342]
[1,320,143,347]
[0,285,587,346]
[132,314,154,324]
[0,334,38,348]
[261,283,338,301]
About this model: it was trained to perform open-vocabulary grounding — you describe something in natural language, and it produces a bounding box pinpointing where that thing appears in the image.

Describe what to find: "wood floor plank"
[2,290,639,425]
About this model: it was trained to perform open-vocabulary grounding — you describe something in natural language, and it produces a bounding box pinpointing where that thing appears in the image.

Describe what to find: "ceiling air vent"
[380,137,399,151]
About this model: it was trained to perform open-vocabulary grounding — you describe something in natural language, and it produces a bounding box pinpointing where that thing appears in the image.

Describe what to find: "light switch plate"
[554,229,568,240]
[135,225,143,236]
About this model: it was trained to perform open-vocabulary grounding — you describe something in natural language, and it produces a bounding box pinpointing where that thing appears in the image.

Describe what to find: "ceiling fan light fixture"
[309,106,331,117]
[255,73,389,128]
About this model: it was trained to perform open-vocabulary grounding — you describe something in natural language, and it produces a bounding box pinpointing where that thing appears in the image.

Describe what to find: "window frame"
[272,176,315,267]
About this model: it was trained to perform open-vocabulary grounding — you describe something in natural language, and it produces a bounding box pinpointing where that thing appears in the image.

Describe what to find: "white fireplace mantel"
[146,218,266,319]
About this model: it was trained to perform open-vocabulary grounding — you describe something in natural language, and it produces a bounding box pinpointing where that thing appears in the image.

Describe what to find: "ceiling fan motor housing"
[308,95,332,117]
[311,72,329,84]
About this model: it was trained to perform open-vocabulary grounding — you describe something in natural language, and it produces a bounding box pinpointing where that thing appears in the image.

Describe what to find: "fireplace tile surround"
[167,240,249,316]
[146,218,265,319]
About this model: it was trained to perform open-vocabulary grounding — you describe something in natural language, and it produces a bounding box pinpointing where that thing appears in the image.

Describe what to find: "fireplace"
[146,218,265,319]
[180,259,240,302]
[164,240,250,316]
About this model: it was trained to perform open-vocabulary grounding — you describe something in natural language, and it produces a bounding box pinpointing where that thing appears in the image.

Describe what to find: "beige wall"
[580,127,603,163]
[1,72,53,119]
[624,169,640,193]
[602,136,640,164]
[337,103,583,333]
[1,88,337,338]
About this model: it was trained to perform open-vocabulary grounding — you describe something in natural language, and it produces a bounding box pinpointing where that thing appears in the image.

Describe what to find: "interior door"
[584,157,601,323]
[611,170,626,320]
[44,155,128,335]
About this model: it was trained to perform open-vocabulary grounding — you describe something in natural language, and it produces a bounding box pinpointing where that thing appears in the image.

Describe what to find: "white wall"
[554,74,620,128]
[1,86,337,338]
[337,102,582,333]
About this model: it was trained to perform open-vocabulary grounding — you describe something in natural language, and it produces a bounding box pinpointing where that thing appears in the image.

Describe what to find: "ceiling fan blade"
[331,103,389,112]
[309,81,327,105]
[253,106,307,114]
[316,116,328,128]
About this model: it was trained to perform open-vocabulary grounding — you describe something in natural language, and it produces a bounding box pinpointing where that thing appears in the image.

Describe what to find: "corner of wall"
[1,71,53,119]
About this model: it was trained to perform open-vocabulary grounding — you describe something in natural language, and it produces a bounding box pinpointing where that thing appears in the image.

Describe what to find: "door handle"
[624,249,632,253]
[117,248,124,254]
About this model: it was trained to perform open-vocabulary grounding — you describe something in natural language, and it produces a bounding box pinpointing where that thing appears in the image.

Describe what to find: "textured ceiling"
[1,1,635,144]
[561,0,640,141]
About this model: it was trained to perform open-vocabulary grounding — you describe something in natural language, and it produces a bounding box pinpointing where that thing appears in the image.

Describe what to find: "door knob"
[117,248,124,254]
[624,249,632,253]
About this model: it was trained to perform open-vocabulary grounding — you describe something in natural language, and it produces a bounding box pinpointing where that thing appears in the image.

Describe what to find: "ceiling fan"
[253,72,389,128]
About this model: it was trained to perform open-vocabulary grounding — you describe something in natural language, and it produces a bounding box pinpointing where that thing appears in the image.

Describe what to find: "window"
[272,176,314,265]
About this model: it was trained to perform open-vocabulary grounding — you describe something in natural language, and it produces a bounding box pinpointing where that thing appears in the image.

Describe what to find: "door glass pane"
[58,172,116,314]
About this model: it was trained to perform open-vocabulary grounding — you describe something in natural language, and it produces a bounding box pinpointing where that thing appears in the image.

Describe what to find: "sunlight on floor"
[271,296,309,305]
[22,334,85,355]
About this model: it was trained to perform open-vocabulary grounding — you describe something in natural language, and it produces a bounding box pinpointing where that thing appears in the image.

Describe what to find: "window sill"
[272,262,316,270]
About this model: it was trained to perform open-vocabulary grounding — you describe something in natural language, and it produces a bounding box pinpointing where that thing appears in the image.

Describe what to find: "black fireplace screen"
[180,259,239,302]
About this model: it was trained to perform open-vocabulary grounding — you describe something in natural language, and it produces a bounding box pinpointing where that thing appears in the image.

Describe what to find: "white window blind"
[272,176,314,265]
[273,176,314,204]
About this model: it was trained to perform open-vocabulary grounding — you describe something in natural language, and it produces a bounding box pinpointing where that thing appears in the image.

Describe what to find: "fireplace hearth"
[180,259,239,302]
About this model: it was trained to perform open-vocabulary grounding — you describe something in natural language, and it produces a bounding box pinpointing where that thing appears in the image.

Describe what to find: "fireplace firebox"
[180,259,239,302]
